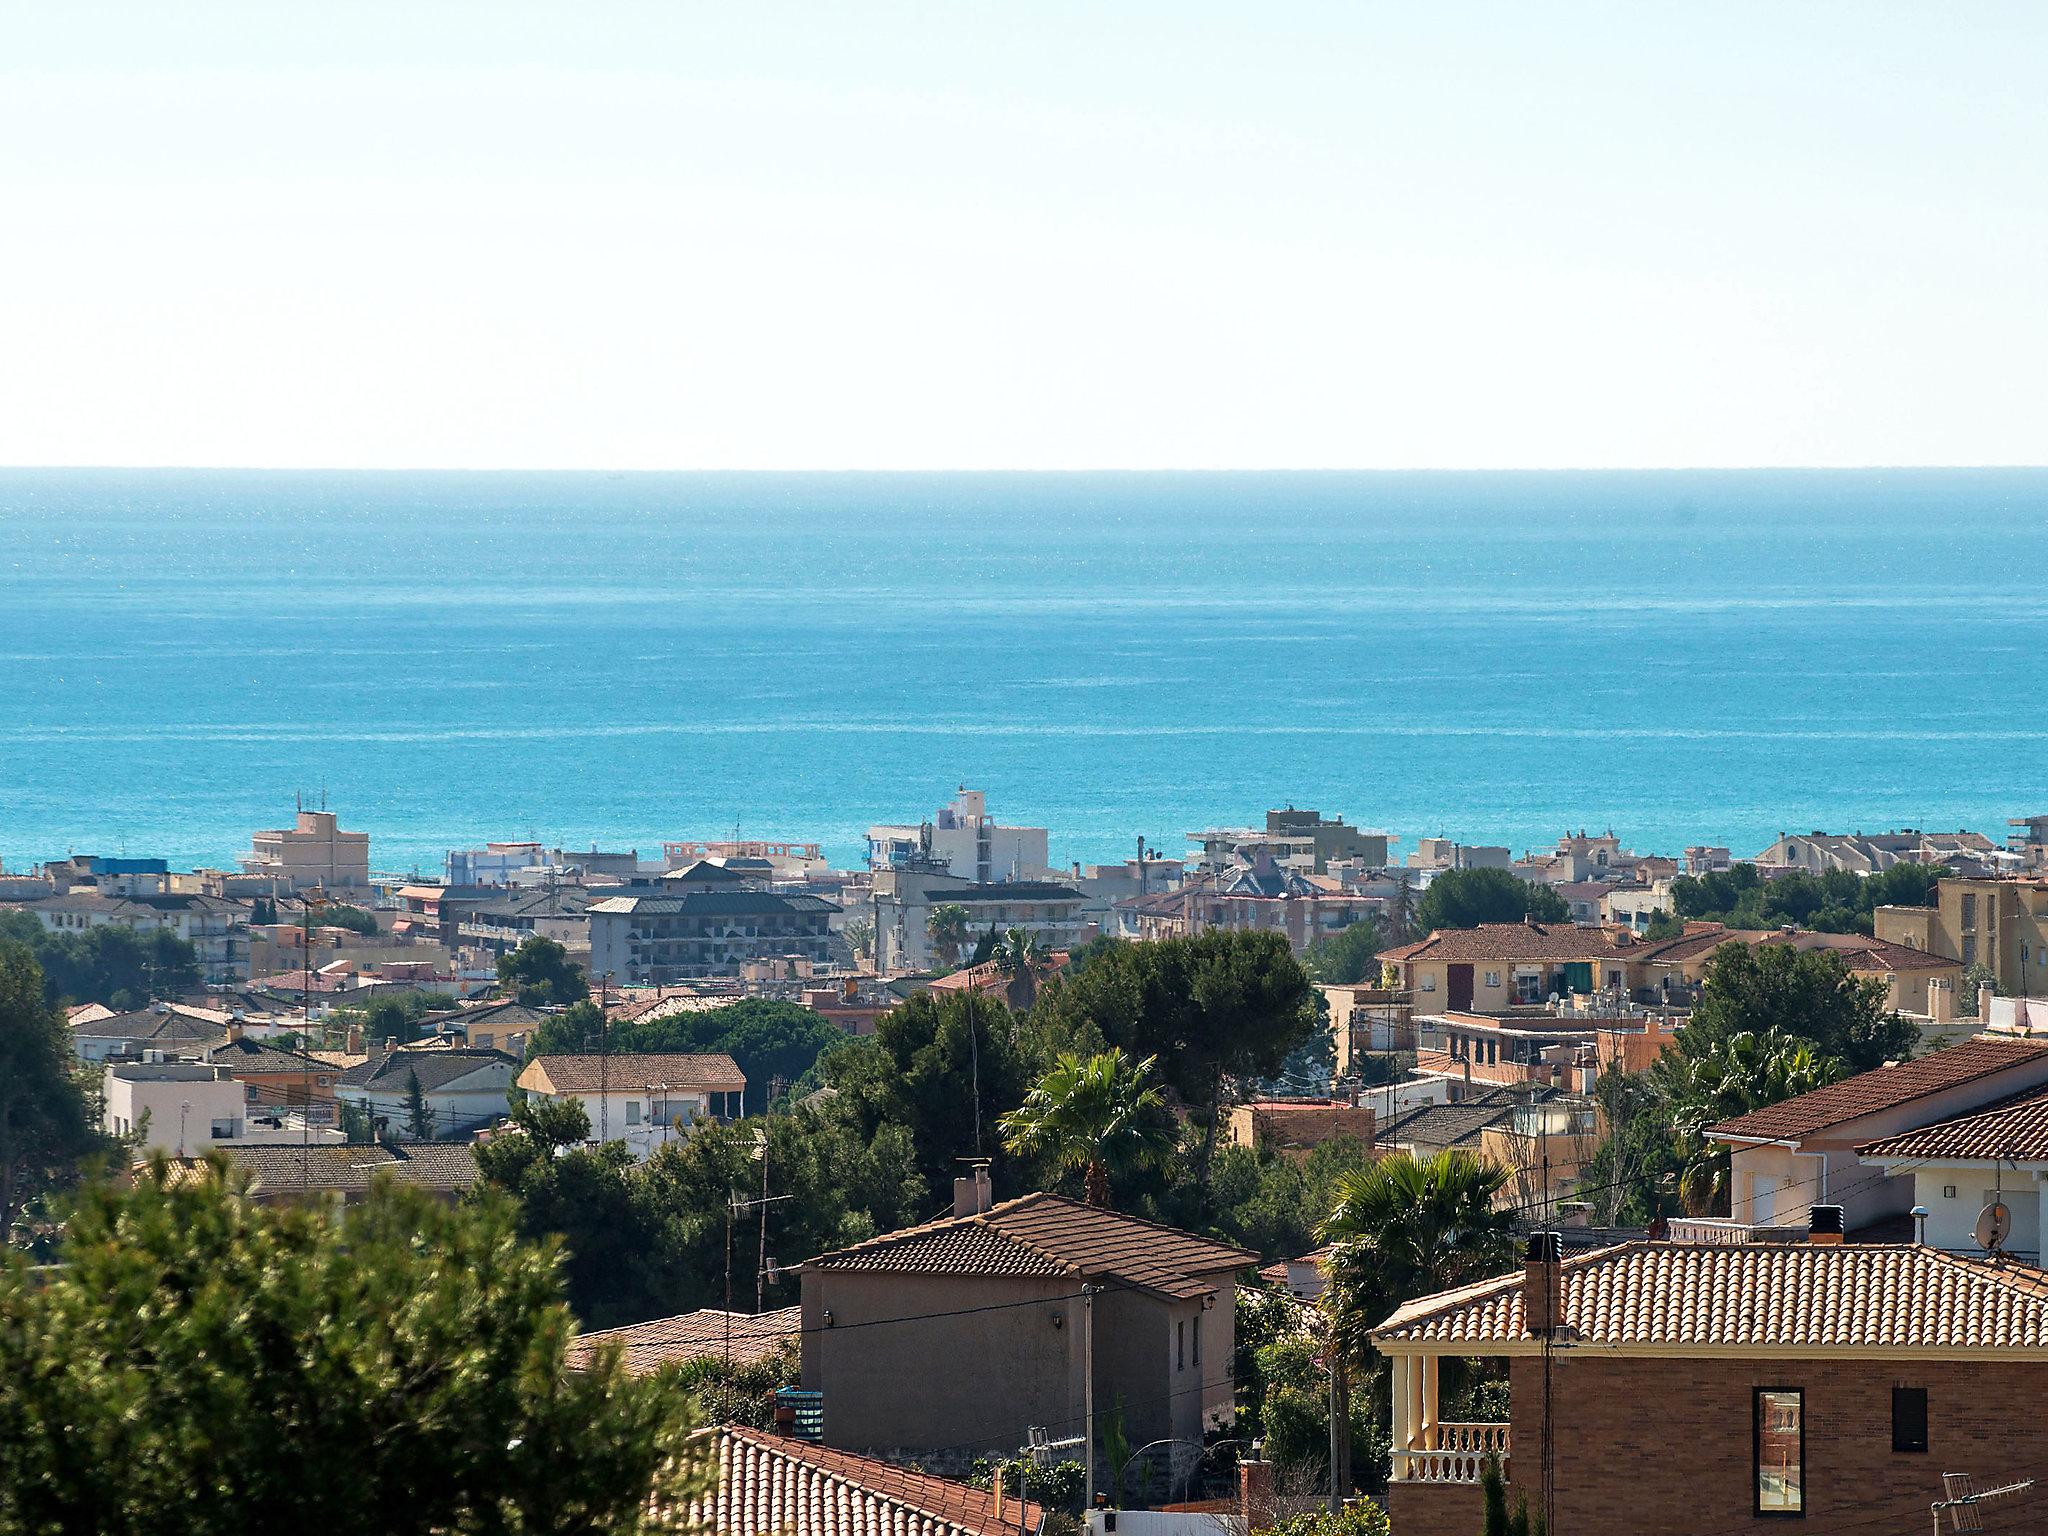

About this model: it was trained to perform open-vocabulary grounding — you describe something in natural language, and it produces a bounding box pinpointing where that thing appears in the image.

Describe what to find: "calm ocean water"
[2,468,2045,876]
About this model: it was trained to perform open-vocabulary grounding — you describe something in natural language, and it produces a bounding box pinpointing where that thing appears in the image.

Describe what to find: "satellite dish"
[1975,1202,2012,1254]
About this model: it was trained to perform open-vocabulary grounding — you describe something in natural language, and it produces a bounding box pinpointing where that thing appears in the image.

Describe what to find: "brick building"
[1374,1225,2048,1536]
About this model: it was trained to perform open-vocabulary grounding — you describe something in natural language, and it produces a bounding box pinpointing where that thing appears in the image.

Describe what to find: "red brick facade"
[1487,1353,2043,1536]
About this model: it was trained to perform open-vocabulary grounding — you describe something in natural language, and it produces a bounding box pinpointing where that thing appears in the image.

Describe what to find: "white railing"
[1435,1422,1510,1457]
[1393,1424,1508,1484]
[1666,1218,1807,1245]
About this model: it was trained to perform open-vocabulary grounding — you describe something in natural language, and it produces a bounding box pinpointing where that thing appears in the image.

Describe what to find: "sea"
[3,467,2045,877]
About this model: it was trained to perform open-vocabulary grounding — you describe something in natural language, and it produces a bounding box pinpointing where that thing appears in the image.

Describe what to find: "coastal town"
[11,789,2048,1534]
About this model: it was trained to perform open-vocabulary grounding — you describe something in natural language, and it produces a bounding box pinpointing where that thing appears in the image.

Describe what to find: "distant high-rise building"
[240,808,370,892]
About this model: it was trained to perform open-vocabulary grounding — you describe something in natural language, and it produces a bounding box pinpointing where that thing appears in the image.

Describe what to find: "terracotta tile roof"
[1860,1084,2048,1162]
[1640,924,1959,972]
[697,1426,1040,1536]
[1379,922,1644,965]
[806,1191,1255,1300]
[517,1052,745,1094]
[1710,1037,2048,1142]
[567,1306,799,1375]
[197,1141,480,1197]
[1374,1241,2048,1352]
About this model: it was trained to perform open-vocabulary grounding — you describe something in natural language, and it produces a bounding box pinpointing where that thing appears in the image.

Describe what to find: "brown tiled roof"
[517,1052,745,1094]
[1860,1085,2048,1162]
[567,1306,799,1375]
[1640,925,1958,972]
[806,1192,1255,1300]
[1710,1038,2048,1142]
[1379,923,1643,965]
[1374,1241,2048,1352]
[197,1141,479,1197]
[697,1426,1040,1536]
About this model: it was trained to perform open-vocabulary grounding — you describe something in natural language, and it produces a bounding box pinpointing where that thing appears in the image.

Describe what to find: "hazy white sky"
[2,3,2043,469]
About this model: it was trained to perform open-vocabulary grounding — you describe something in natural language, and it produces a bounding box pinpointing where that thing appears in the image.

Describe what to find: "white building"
[870,867,1092,972]
[515,1052,747,1160]
[104,1059,246,1154]
[1859,1083,2048,1262]
[334,1047,519,1140]
[866,788,1050,883]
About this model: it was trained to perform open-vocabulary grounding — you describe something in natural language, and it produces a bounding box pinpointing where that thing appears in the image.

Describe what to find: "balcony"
[1397,1422,1510,1484]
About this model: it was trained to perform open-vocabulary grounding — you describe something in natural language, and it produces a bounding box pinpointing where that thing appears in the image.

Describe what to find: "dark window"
[1176,1319,1185,1370]
[1194,1314,1202,1367]
[1892,1387,1928,1453]
[1755,1388,1804,1516]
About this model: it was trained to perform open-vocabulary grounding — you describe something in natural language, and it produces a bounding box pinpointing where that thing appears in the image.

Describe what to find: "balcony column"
[1409,1353,1428,1454]
[1389,1354,1411,1478]
[1420,1354,1440,1451]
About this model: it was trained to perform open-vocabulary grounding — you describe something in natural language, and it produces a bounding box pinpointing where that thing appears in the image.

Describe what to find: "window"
[1892,1387,1928,1454]
[1193,1314,1202,1368]
[1420,974,1436,993]
[1176,1319,1185,1370]
[1755,1388,1803,1516]
[1483,971,1501,989]
[1516,973,1543,1004]
[625,1101,642,1126]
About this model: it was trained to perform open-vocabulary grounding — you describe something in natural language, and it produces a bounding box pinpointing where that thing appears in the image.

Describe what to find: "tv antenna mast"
[1934,1472,2034,1534]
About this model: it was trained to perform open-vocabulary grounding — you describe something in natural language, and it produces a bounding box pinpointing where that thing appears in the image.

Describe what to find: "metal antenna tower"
[1935,1472,2035,1535]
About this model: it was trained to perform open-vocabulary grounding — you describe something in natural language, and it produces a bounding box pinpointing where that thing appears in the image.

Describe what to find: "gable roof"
[1380,922,1643,965]
[567,1306,799,1375]
[72,1003,231,1043]
[1377,1086,1572,1151]
[806,1191,1254,1300]
[202,1037,327,1074]
[1710,1037,2048,1142]
[517,1052,745,1095]
[338,1047,518,1092]
[201,1141,480,1197]
[1374,1241,2048,1354]
[698,1426,1040,1536]
[1860,1083,2048,1163]
[1639,924,1958,973]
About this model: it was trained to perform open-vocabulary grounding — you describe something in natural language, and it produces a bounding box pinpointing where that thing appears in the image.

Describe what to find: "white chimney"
[952,1164,993,1217]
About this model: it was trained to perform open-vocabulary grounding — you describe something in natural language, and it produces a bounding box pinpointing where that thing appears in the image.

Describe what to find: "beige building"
[240,809,371,892]
[1225,1098,1375,1158]
[1876,876,2048,998]
[1378,923,1648,1011]
[516,1051,746,1159]
[1638,922,1963,1015]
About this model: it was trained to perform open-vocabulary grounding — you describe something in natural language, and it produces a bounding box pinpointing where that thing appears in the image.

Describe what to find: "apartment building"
[515,1052,746,1159]
[1118,859,1379,955]
[871,867,1089,971]
[240,808,371,892]
[587,889,838,983]
[11,889,250,982]
[1755,827,1998,876]
[104,1060,246,1154]
[1876,876,2048,997]
[866,787,1050,882]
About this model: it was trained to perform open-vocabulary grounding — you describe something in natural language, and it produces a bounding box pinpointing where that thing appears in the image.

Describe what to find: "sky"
[1,3,2043,471]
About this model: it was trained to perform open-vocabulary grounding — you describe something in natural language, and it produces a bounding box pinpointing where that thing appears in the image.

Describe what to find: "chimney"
[1238,1460,1276,1530]
[344,1023,363,1055]
[226,1020,244,1043]
[1808,1204,1845,1245]
[1523,1231,1563,1335]
[992,1467,1005,1528]
[1980,983,1996,1021]
[1930,978,1954,1025]
[953,1163,992,1217]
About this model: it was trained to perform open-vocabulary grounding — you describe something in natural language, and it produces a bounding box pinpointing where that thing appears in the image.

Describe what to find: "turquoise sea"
[2,468,2045,876]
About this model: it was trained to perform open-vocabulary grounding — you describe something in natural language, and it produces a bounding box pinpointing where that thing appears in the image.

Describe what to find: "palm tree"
[1661,1030,1840,1216]
[926,904,971,970]
[999,1049,1172,1209]
[1317,1150,1516,1360]
[995,927,1047,1009]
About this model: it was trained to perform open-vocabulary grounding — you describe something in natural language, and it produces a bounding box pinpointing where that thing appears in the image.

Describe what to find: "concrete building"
[800,1182,1252,1459]
[445,841,550,886]
[1187,808,1389,876]
[866,788,1050,883]
[587,889,838,983]
[871,868,1090,972]
[515,1052,746,1159]
[104,1059,246,1153]
[1755,827,1999,876]
[1407,838,1511,871]
[334,1047,518,1140]
[10,889,250,982]
[1378,923,1649,1012]
[1224,1099,1375,1157]
[1858,1087,2048,1263]
[1876,876,2048,998]
[1118,858,1380,955]
[240,808,371,892]
[69,1001,233,1062]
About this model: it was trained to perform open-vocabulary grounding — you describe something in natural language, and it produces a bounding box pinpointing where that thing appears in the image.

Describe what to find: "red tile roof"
[806,1191,1255,1300]
[567,1306,799,1375]
[1640,924,1958,972]
[1380,922,1645,965]
[698,1426,1041,1536]
[1374,1241,2048,1351]
[1710,1037,2048,1142]
[1859,1084,2048,1163]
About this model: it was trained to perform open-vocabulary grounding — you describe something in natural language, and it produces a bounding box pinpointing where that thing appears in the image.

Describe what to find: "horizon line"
[5,462,2048,476]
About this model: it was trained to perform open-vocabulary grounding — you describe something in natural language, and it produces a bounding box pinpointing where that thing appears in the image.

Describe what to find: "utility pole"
[1082,1285,1098,1507]
[1328,1343,1351,1513]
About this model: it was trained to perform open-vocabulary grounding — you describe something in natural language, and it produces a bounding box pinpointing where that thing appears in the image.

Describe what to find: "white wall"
[105,1072,246,1153]
[1907,1166,2046,1261]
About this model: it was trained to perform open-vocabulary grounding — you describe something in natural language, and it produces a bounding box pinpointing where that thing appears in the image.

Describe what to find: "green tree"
[0,914,203,1009]
[0,1161,709,1535]
[1199,1135,1379,1261]
[0,943,106,1244]
[1660,1030,1841,1216]
[1302,919,1386,986]
[1317,1151,1516,1362]
[820,991,1036,1205]
[1000,1049,1173,1208]
[1413,868,1567,931]
[1028,930,1316,1181]
[926,904,971,970]
[1684,941,1914,1074]
[336,1097,373,1145]
[318,903,380,936]
[403,1068,434,1140]
[497,935,589,1006]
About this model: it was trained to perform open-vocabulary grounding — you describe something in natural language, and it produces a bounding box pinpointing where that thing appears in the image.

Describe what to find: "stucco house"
[1859,1085,2048,1263]
[799,1178,1253,1463]
[515,1051,745,1159]
[335,1047,518,1140]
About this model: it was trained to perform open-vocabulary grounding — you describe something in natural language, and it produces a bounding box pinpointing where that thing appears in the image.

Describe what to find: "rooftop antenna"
[1935,1472,2035,1534]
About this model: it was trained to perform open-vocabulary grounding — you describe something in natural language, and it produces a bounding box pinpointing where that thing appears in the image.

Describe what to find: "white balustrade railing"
[1392,1423,1508,1484]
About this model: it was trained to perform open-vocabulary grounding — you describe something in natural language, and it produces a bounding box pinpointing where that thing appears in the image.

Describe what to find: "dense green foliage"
[497,934,589,1005]
[1684,940,1914,1075]
[1260,1502,1392,1536]
[1000,1049,1173,1207]
[0,1161,708,1535]
[1670,860,1941,937]
[328,987,449,1046]
[0,943,107,1246]
[1301,918,1386,986]
[530,997,843,1116]
[1413,868,1567,931]
[926,903,971,969]
[0,910,201,1009]
[317,903,380,935]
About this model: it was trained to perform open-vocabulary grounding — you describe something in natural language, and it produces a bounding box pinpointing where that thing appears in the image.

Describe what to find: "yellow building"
[1875,877,2048,998]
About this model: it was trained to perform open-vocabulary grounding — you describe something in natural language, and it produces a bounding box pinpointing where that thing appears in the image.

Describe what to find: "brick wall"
[1503,1353,2045,1536]
[1385,1478,1485,1536]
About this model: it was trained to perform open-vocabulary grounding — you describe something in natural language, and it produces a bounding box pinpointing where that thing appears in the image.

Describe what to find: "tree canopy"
[316,903,380,936]
[0,1161,709,1535]
[0,911,202,1009]
[1413,867,1567,931]
[0,942,106,1246]
[1681,940,1915,1075]
[1670,860,1941,938]
[530,998,843,1116]
[1301,918,1386,986]
[999,1049,1173,1208]
[498,935,589,1006]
